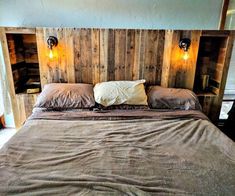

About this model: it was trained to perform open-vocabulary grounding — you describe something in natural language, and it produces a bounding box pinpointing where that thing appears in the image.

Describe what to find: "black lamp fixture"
[47,36,58,49]
[47,36,58,59]
[179,38,191,60]
[179,38,191,51]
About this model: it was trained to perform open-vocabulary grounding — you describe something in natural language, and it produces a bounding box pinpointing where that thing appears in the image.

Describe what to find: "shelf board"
[196,92,218,97]
[5,27,36,34]
[16,91,40,95]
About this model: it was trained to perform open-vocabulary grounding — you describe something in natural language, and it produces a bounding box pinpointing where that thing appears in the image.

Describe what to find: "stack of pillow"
[34,80,201,111]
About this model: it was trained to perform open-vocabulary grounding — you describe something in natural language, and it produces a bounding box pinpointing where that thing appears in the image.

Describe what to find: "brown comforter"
[0,109,234,195]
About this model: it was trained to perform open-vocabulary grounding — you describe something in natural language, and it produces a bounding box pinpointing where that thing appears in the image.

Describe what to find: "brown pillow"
[147,86,202,110]
[34,83,95,109]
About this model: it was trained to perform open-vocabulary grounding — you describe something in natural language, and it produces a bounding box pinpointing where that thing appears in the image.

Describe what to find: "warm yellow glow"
[227,9,235,15]
[49,49,54,59]
[183,52,189,60]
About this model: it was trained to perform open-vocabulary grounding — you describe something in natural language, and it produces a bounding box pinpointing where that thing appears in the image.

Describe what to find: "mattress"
[0,109,234,195]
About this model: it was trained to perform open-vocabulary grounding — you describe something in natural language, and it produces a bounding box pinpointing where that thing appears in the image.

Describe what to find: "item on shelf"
[200,74,210,91]
[26,78,40,86]
[26,88,40,94]
[0,115,5,129]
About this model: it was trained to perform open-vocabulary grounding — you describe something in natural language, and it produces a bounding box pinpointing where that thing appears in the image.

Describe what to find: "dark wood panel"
[114,29,126,81]
[91,29,100,84]
[107,29,115,81]
[125,30,135,80]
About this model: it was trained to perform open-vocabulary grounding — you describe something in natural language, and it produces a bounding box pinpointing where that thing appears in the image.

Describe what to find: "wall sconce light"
[179,38,191,60]
[47,36,58,59]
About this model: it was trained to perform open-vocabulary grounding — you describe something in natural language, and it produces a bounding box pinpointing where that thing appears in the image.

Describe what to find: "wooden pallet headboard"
[1,27,234,127]
[35,28,201,89]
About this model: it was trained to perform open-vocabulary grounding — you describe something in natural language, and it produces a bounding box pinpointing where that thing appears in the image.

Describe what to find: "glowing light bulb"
[183,52,189,60]
[49,49,54,59]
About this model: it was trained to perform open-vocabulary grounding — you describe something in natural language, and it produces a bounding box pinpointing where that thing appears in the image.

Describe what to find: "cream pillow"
[94,80,148,107]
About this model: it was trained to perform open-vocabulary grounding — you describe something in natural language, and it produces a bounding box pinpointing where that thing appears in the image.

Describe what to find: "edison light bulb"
[183,52,189,60]
[49,49,54,59]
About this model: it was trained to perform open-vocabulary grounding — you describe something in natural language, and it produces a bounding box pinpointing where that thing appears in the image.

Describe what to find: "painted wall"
[225,42,235,95]
[225,0,235,29]
[224,0,235,95]
[0,0,222,29]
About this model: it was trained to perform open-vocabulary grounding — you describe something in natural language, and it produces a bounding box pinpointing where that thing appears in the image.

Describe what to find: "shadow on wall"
[0,0,222,29]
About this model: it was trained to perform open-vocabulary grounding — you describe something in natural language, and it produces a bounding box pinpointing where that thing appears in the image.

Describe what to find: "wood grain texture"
[210,32,235,122]
[64,28,75,83]
[36,29,166,85]
[5,27,36,34]
[114,29,126,81]
[125,30,135,80]
[91,29,100,84]
[107,29,115,81]
[163,30,201,89]
[99,29,109,82]
[22,34,38,64]
[161,30,173,87]
[36,28,49,87]
[36,28,77,86]
[0,28,20,128]
[132,29,141,80]
[16,93,38,126]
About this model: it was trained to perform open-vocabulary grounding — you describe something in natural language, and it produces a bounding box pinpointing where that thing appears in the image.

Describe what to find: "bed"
[0,82,235,195]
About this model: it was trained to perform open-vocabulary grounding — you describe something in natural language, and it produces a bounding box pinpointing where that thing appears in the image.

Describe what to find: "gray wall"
[0,0,222,29]
[225,0,235,95]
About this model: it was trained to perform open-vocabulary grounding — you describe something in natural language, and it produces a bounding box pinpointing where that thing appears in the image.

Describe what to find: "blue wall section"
[0,0,222,29]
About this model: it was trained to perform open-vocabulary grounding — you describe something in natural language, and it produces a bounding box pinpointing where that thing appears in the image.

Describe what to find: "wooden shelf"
[196,92,218,97]
[6,33,41,95]
[17,91,40,95]
[193,32,234,123]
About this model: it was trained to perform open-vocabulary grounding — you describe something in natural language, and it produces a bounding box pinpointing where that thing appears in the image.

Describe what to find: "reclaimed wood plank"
[156,30,165,85]
[132,29,141,80]
[91,29,100,84]
[125,30,135,80]
[168,30,181,88]
[114,29,126,80]
[107,29,115,81]
[161,30,173,87]
[184,30,201,90]
[36,28,51,87]
[56,28,67,83]
[143,30,155,84]
[65,28,75,83]
[80,28,92,84]
[99,29,108,82]
[139,30,146,80]
[0,28,20,128]
[74,29,82,83]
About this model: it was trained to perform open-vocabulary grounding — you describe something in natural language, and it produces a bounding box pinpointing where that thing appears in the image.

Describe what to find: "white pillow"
[94,80,148,107]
